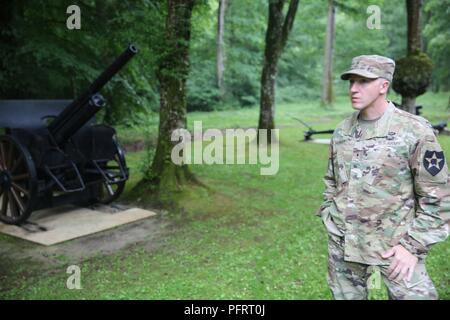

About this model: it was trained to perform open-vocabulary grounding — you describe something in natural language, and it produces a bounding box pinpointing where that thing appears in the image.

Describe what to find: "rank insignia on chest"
[423,150,445,176]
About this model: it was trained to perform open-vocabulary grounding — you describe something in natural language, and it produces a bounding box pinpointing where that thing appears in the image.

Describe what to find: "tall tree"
[321,0,336,106]
[402,0,424,112]
[145,0,198,193]
[400,0,424,113]
[393,0,432,114]
[406,0,422,54]
[258,0,299,143]
[216,0,227,98]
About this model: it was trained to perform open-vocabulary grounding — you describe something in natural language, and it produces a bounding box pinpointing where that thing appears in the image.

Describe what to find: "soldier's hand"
[381,245,418,282]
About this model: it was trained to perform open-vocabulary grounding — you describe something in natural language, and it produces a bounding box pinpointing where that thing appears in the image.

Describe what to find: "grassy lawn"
[0,92,449,299]
[115,91,449,144]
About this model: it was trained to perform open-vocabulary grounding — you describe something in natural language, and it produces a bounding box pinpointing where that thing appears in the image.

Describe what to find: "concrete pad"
[0,206,157,246]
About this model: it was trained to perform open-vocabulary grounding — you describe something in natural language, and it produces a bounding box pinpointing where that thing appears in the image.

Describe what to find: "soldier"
[317,55,450,300]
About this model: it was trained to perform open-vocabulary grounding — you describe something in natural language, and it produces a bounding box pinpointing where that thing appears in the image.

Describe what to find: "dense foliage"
[393,52,433,98]
[0,0,448,121]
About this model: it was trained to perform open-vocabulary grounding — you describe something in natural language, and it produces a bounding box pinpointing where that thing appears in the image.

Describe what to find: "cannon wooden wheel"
[97,178,125,204]
[0,45,136,224]
[0,135,37,225]
[96,139,127,204]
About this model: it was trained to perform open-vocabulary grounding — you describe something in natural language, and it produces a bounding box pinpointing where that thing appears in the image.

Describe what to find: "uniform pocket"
[402,263,428,289]
[332,136,350,187]
[332,153,349,190]
[380,262,429,289]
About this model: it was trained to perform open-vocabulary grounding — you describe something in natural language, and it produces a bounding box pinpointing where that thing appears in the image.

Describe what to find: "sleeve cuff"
[399,235,428,259]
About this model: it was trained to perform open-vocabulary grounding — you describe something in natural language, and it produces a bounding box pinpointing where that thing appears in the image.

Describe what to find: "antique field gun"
[291,117,334,141]
[0,44,138,225]
[293,102,448,142]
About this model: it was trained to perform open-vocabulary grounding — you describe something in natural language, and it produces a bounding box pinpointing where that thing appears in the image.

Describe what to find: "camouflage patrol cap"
[340,55,396,82]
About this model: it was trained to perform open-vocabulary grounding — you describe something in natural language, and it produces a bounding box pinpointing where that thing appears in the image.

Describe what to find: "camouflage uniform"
[318,55,450,300]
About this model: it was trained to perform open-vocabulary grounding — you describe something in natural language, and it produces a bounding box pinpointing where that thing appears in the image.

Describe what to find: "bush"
[392,52,433,98]
[187,83,220,112]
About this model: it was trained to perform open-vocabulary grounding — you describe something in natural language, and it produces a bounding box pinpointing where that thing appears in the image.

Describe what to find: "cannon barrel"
[52,94,106,145]
[48,44,138,145]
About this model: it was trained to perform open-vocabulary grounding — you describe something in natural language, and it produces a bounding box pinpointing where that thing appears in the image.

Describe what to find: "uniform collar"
[345,101,396,140]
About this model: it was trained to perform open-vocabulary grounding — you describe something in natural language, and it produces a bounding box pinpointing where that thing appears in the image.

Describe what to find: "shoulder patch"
[423,150,446,176]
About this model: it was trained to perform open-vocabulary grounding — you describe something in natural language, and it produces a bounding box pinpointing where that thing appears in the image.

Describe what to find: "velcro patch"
[423,150,445,176]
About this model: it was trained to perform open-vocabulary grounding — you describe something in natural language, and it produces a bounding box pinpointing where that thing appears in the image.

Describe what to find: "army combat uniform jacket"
[318,102,450,265]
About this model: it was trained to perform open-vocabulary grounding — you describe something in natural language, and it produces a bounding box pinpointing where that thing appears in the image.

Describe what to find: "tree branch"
[281,0,299,49]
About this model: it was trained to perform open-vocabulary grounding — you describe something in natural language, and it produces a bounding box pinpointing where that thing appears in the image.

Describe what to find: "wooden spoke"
[10,188,25,213]
[1,192,8,216]
[11,182,29,198]
[11,173,30,181]
[10,154,24,174]
[8,191,19,217]
[0,135,36,224]
[105,183,114,196]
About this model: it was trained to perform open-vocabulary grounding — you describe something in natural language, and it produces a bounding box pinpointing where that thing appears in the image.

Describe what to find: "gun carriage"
[0,45,138,225]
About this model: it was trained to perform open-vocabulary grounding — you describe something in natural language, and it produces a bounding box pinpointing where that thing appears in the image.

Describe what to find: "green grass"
[114,91,449,143]
[1,92,449,299]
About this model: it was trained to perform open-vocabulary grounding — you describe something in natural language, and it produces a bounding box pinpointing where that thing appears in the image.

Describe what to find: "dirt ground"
[0,203,177,290]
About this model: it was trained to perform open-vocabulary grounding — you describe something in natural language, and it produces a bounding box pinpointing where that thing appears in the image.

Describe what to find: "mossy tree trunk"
[258,0,299,144]
[401,96,417,115]
[406,0,422,55]
[143,0,198,194]
[402,0,422,113]
[393,2,432,115]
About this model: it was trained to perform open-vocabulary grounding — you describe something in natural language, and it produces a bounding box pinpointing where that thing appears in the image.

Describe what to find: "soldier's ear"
[379,79,389,94]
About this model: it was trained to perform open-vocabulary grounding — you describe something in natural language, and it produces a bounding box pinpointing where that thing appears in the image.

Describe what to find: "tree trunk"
[258,0,299,143]
[398,0,422,113]
[321,0,335,106]
[406,0,422,54]
[402,96,417,115]
[216,0,227,98]
[258,1,284,138]
[145,0,198,193]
